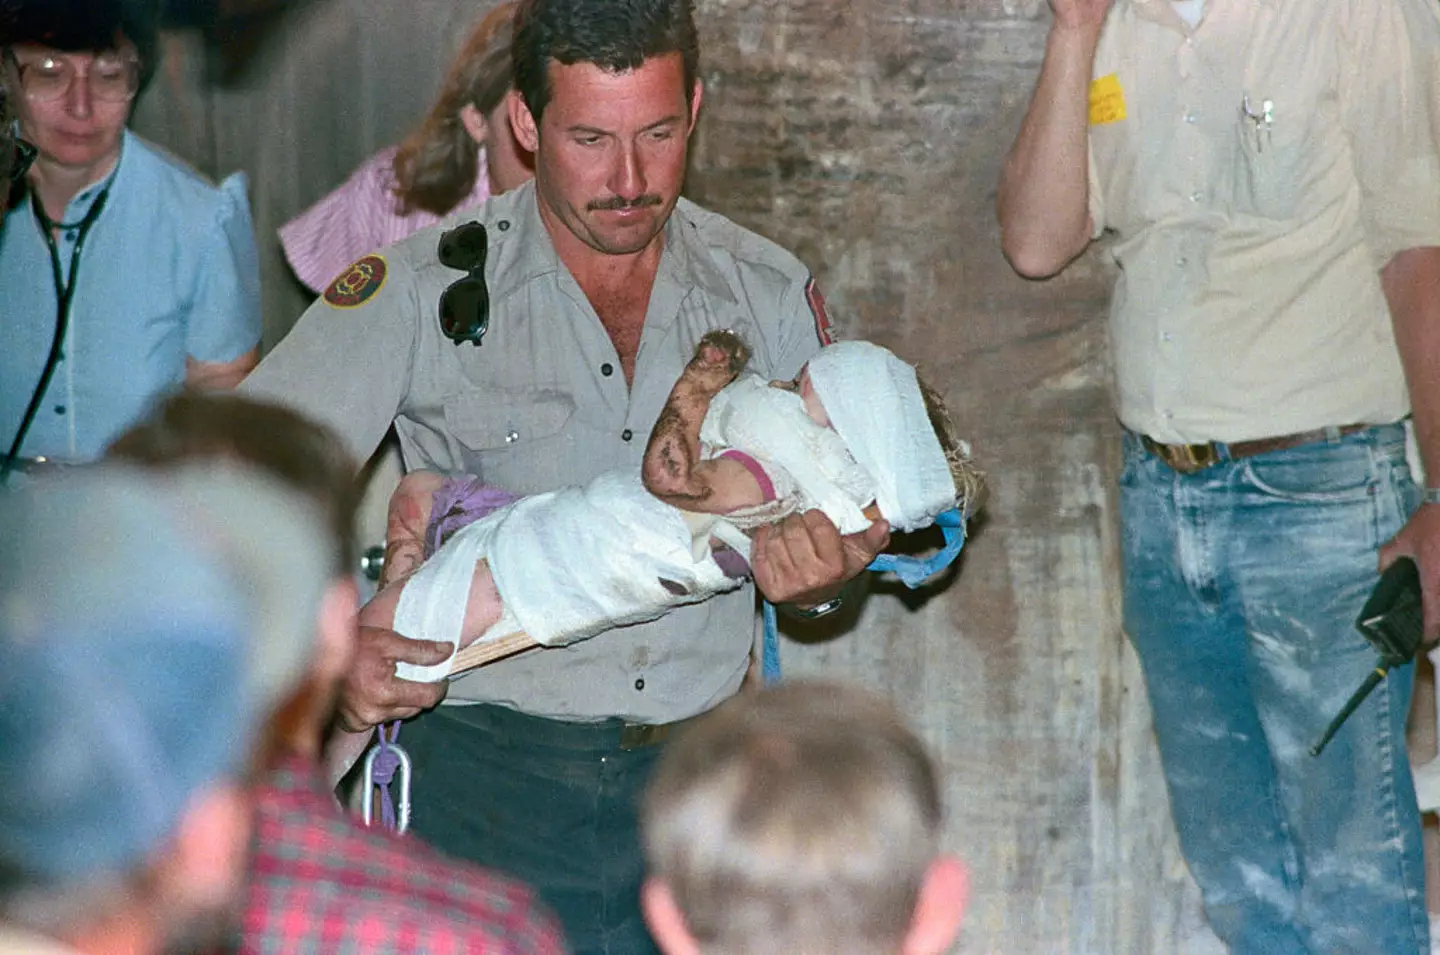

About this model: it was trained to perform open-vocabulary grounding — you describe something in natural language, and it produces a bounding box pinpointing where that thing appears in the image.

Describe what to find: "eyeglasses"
[10,50,141,104]
[8,137,37,183]
[438,222,490,347]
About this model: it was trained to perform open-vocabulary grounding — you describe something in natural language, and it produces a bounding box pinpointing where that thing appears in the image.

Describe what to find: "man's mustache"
[587,194,663,212]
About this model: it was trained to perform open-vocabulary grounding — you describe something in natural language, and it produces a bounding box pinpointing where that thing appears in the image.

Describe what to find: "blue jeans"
[1120,424,1428,955]
[403,704,665,955]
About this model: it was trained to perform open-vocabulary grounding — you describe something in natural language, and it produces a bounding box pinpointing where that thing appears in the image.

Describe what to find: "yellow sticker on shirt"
[1089,73,1128,126]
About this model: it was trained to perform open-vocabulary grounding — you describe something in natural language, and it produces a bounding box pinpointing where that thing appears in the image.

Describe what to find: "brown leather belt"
[1139,424,1370,475]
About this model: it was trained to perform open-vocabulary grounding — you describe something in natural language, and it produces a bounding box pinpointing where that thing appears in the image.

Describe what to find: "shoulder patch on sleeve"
[324,254,388,309]
[805,277,837,345]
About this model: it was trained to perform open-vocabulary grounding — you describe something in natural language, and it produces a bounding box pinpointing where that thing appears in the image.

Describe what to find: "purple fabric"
[370,720,404,830]
[423,478,522,558]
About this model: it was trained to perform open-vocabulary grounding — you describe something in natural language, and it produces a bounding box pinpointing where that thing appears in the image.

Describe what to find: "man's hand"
[334,625,452,733]
[1380,503,1440,640]
[750,510,890,609]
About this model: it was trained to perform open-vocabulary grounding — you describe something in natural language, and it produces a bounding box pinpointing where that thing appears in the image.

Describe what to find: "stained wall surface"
[131,2,1222,950]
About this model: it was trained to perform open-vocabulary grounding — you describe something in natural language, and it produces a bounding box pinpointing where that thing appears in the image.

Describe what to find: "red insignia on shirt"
[805,277,836,346]
[323,254,388,309]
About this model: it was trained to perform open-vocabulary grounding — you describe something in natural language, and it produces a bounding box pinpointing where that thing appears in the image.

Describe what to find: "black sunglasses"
[438,222,489,347]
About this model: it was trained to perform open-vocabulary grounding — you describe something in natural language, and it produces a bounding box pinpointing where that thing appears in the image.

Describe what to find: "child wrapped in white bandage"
[356,331,982,683]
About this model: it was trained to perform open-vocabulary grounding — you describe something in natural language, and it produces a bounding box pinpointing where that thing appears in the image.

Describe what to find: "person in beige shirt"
[998,0,1440,951]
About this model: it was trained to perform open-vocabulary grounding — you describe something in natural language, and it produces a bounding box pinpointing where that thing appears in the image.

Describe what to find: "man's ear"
[459,103,489,145]
[901,855,969,955]
[510,91,540,154]
[686,80,704,135]
[640,877,702,955]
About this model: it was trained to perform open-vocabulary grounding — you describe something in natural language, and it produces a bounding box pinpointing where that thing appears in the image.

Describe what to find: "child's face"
[768,365,830,429]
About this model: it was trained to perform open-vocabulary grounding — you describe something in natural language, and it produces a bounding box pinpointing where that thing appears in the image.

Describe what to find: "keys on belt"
[1139,424,1369,475]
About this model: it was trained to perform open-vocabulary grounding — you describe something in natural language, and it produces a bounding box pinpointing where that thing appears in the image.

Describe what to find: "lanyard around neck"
[30,184,112,318]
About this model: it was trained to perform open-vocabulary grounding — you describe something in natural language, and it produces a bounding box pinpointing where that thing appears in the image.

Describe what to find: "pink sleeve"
[278,148,400,294]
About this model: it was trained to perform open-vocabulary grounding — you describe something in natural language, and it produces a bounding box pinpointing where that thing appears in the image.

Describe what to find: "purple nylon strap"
[369,720,404,830]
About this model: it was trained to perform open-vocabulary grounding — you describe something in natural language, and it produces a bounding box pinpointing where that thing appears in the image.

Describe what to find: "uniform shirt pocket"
[442,387,578,488]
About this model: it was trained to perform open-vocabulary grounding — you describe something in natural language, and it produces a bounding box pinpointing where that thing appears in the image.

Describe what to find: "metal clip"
[1241,93,1274,153]
[361,740,412,834]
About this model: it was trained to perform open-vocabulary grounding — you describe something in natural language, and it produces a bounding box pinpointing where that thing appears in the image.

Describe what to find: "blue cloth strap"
[760,509,967,683]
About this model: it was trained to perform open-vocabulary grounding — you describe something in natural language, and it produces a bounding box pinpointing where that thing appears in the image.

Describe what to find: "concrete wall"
[132,2,1222,950]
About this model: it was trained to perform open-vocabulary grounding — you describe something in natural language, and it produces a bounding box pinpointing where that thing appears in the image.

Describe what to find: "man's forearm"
[997,23,1103,278]
[1384,246,1440,482]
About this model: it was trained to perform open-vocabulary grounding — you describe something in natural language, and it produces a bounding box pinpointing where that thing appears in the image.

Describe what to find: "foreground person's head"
[109,392,361,763]
[0,465,324,954]
[641,681,969,955]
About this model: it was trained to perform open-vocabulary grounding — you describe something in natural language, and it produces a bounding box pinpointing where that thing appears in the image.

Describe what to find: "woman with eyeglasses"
[279,1,533,296]
[0,0,261,483]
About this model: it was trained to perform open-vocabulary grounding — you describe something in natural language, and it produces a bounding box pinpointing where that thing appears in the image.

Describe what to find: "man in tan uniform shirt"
[998,0,1440,952]
[241,1,887,951]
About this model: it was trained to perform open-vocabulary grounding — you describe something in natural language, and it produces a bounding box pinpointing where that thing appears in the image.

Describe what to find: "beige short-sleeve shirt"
[1088,0,1440,444]
[243,181,827,722]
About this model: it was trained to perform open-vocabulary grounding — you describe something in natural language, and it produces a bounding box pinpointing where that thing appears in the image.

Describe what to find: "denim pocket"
[1241,441,1380,504]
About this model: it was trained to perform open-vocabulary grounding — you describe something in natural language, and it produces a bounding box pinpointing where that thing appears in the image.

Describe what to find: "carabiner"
[360,739,413,834]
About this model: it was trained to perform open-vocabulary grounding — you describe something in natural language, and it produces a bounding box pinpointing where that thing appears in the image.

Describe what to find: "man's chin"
[585,220,663,256]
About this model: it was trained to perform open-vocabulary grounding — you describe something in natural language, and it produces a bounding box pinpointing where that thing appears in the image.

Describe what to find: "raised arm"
[643,330,766,514]
[996,0,1113,278]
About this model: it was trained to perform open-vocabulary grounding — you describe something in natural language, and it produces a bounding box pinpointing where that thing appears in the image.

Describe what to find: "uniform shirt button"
[505,429,520,444]
[53,405,66,415]
[621,429,634,442]
[601,362,614,377]
[497,219,511,232]
[634,678,645,691]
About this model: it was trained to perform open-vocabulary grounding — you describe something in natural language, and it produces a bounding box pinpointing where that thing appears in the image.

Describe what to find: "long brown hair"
[392,1,517,217]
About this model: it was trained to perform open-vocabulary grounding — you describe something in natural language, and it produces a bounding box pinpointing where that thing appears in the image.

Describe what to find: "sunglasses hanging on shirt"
[438,221,490,347]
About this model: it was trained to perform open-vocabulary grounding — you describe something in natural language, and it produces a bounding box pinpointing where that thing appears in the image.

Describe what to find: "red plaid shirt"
[239,756,569,955]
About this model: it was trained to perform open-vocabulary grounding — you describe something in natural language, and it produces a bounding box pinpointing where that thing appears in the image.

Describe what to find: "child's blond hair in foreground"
[641,681,966,955]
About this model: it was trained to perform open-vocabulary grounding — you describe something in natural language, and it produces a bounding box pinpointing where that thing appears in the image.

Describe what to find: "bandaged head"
[806,341,956,532]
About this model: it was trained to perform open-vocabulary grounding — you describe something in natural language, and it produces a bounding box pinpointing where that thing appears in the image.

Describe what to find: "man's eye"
[575,135,602,147]
[33,58,67,77]
[648,128,674,142]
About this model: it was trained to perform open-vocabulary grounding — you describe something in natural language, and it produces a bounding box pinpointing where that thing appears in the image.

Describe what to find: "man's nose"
[608,143,647,201]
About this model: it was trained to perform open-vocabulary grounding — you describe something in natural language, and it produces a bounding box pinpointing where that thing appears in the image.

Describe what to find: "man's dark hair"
[512,0,699,124]
[108,392,361,576]
[1,0,160,95]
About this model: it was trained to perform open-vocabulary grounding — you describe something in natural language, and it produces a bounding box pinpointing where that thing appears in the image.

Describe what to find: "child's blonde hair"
[642,682,944,955]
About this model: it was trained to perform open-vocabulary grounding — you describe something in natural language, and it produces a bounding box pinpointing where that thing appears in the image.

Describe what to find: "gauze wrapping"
[392,471,742,681]
[806,341,955,532]
[699,375,874,534]
[393,513,504,682]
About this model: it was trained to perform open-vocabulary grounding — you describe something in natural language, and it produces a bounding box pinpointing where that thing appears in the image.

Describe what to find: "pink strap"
[718,449,776,502]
